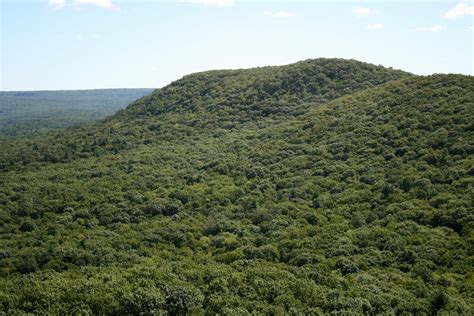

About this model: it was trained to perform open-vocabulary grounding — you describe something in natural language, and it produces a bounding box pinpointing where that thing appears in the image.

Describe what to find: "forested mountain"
[0,59,410,169]
[0,89,153,136]
[0,59,472,314]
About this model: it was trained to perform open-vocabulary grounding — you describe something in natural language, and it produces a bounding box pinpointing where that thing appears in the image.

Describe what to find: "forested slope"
[0,59,472,314]
[0,59,410,170]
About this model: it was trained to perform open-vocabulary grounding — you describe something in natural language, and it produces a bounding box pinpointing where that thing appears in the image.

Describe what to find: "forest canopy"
[0,58,472,314]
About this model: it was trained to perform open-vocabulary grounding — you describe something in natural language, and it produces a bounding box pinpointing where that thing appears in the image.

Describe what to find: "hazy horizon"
[0,57,414,92]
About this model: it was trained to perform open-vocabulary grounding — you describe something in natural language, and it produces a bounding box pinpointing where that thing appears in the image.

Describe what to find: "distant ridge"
[0,88,154,135]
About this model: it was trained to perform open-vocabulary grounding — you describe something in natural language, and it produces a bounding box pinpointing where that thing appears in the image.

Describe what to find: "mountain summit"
[123,58,411,127]
[1,59,411,168]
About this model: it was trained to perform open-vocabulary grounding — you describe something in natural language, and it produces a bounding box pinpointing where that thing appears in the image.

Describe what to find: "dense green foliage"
[0,89,153,136]
[0,59,472,314]
[0,59,410,169]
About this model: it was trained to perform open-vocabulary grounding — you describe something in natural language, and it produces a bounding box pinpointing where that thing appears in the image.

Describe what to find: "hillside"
[0,89,153,136]
[124,58,411,125]
[0,59,410,169]
[0,59,473,314]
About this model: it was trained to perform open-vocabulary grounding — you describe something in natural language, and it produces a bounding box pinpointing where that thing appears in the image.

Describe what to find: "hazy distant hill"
[0,59,472,314]
[0,89,153,136]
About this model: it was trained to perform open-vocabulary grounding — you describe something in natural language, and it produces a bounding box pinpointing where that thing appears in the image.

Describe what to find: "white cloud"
[49,0,116,10]
[367,23,384,30]
[178,0,235,7]
[75,0,114,9]
[443,2,474,19]
[409,25,445,33]
[264,10,296,18]
[91,33,101,40]
[49,0,65,9]
[470,26,474,31]
[354,7,371,17]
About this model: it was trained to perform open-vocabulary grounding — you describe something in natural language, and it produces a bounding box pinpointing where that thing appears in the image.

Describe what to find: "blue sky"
[1,0,473,91]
